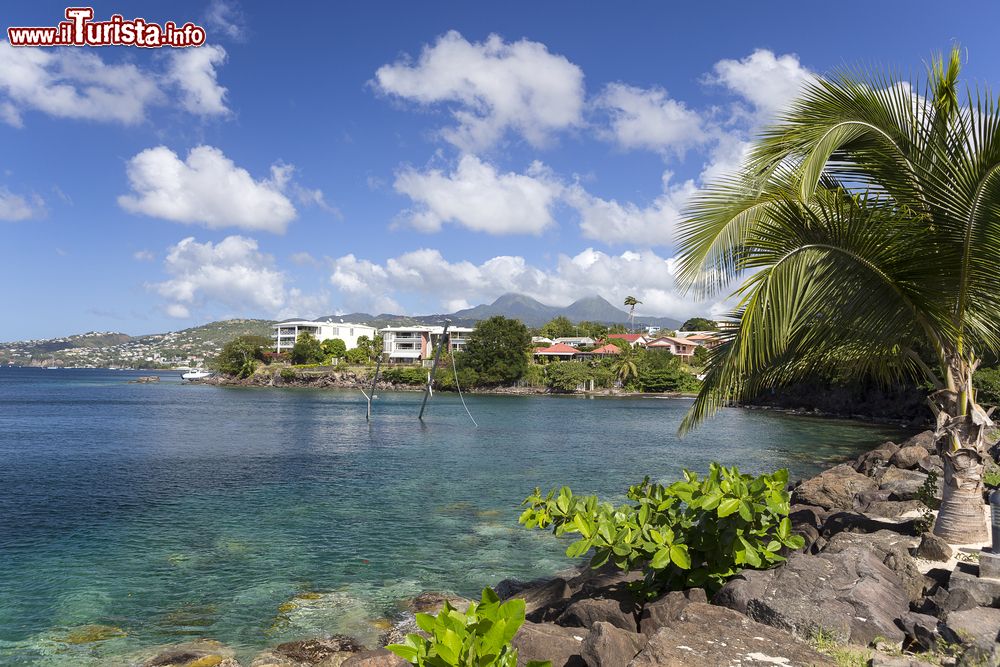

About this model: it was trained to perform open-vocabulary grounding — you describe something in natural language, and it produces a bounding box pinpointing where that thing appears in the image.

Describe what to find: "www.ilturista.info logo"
[7,7,207,47]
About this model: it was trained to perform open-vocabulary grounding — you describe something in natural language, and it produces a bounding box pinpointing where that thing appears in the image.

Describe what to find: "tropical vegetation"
[387,587,549,667]
[520,464,803,597]
[460,316,531,386]
[215,335,271,378]
[676,46,1000,543]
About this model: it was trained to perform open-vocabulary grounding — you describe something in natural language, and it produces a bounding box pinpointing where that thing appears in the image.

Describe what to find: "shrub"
[291,332,325,365]
[215,335,271,378]
[520,463,804,597]
[382,366,428,385]
[544,361,593,392]
[387,587,549,667]
[279,368,297,382]
[975,367,1000,406]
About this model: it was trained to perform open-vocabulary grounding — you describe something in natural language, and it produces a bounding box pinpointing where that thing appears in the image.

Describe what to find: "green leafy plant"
[520,463,804,597]
[984,460,1000,490]
[387,587,549,667]
[915,470,940,533]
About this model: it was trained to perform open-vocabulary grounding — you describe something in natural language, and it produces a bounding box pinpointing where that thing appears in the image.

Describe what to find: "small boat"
[181,370,213,381]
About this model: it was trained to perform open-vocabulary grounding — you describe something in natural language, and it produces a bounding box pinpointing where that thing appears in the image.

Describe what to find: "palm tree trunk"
[931,383,990,543]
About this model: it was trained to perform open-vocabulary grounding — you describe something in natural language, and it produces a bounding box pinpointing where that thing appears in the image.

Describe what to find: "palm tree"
[624,296,642,332]
[614,346,639,388]
[675,47,1000,544]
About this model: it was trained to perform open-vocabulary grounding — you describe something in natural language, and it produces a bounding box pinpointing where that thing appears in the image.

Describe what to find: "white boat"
[181,370,213,381]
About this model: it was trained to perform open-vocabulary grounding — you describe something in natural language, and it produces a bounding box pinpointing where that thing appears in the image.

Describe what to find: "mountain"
[325,293,683,329]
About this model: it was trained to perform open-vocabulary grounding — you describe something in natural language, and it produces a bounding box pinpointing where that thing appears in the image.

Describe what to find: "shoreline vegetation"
[113,428,999,667]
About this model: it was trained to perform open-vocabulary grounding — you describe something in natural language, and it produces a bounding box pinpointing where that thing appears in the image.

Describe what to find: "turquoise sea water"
[0,367,903,665]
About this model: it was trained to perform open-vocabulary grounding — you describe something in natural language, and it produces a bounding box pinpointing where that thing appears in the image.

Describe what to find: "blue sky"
[2,1,1000,340]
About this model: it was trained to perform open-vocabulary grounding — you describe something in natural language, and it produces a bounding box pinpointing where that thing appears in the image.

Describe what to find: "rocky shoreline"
[124,429,998,667]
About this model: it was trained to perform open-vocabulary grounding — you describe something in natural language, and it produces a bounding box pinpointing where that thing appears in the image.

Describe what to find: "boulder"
[878,468,935,501]
[902,431,938,453]
[822,530,923,603]
[260,637,363,666]
[947,565,1000,608]
[714,547,909,646]
[579,622,646,667]
[557,597,639,633]
[869,655,937,667]
[890,446,931,470]
[406,592,472,614]
[511,622,587,667]
[821,511,918,539]
[855,443,900,475]
[341,650,407,667]
[916,455,944,475]
[517,577,573,621]
[627,603,834,667]
[637,588,707,636]
[942,606,1000,649]
[894,611,942,652]
[792,463,878,511]
[863,500,925,519]
[914,532,953,562]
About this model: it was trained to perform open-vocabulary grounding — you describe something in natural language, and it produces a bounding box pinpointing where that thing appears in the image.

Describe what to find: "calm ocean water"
[0,367,902,665]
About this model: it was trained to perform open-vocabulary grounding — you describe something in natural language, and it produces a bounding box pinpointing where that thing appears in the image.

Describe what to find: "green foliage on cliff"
[461,316,531,386]
[291,332,324,365]
[321,338,347,359]
[215,335,271,378]
[387,587,549,667]
[974,367,1000,406]
[520,464,804,597]
[544,361,593,392]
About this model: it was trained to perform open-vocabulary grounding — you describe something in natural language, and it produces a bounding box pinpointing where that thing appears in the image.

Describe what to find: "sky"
[3,1,1000,340]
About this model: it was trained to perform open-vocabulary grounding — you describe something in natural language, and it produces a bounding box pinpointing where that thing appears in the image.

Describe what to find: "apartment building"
[380,325,475,363]
[272,319,377,353]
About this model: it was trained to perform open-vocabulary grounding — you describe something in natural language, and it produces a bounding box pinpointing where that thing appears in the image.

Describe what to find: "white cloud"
[374,30,585,151]
[204,0,247,42]
[709,49,814,119]
[153,235,288,317]
[166,45,230,116]
[0,41,161,126]
[565,171,697,247]
[0,40,234,126]
[329,247,713,320]
[133,249,155,262]
[0,187,43,221]
[165,303,191,319]
[596,83,707,154]
[290,251,319,266]
[394,155,562,234]
[118,145,298,233]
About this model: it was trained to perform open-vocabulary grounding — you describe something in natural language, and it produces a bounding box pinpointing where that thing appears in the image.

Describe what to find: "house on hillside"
[576,343,621,359]
[552,336,596,348]
[272,319,377,353]
[604,333,647,348]
[646,336,698,360]
[531,336,554,345]
[532,343,579,362]
[380,325,475,364]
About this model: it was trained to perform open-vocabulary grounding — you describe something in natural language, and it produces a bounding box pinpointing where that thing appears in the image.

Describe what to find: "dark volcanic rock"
[902,430,938,453]
[890,446,931,470]
[863,500,925,519]
[511,622,586,667]
[822,530,923,603]
[637,588,707,636]
[341,649,407,667]
[792,463,878,511]
[878,468,935,501]
[895,611,943,652]
[628,603,834,667]
[272,636,364,663]
[518,577,573,621]
[714,547,909,645]
[821,511,918,539]
[855,442,901,475]
[579,621,645,667]
[942,606,1000,649]
[947,564,1000,608]
[557,597,639,633]
[914,532,953,562]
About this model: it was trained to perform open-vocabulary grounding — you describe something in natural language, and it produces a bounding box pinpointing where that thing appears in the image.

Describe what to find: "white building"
[272,319,377,353]
[380,325,475,364]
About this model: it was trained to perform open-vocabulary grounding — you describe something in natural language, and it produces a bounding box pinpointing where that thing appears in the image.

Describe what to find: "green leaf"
[669,544,692,569]
[717,498,740,518]
[777,517,791,540]
[386,643,419,662]
[650,548,671,570]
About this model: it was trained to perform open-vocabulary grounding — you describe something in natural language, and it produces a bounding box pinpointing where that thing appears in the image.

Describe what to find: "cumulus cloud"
[0,41,161,126]
[394,155,562,234]
[118,145,298,233]
[152,235,288,318]
[165,45,230,116]
[0,187,43,221]
[374,30,585,151]
[204,0,248,42]
[328,247,714,320]
[133,249,155,261]
[596,83,707,155]
[0,39,233,126]
[709,49,814,119]
[565,172,697,247]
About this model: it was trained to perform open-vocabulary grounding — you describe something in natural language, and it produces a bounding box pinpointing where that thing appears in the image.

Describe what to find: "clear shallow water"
[0,367,903,665]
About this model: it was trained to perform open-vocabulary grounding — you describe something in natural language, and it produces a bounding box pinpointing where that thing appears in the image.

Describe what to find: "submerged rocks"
[792,463,878,510]
[341,649,407,667]
[142,640,239,667]
[628,603,834,667]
